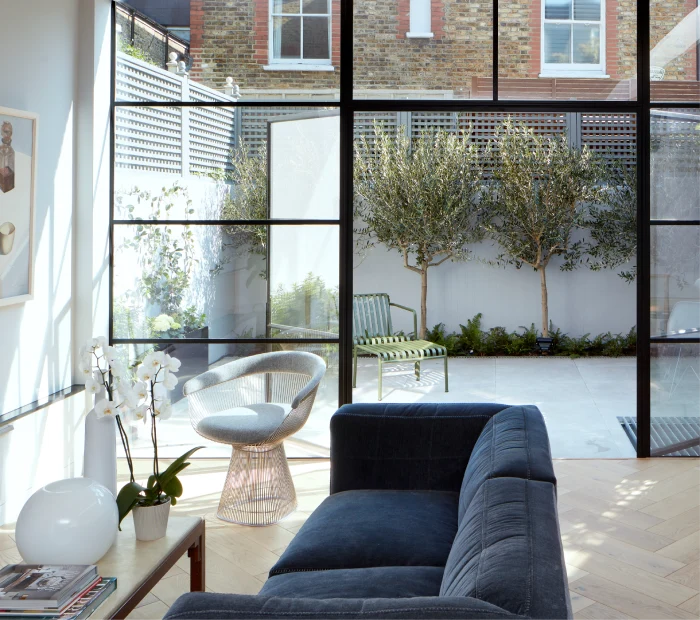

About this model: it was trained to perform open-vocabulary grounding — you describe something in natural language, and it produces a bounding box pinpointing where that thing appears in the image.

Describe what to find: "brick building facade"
[147,0,696,97]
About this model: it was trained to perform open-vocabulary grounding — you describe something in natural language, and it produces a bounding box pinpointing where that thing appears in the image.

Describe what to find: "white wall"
[0,0,112,524]
[354,241,637,337]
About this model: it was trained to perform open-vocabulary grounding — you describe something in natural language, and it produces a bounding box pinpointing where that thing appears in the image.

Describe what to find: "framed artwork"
[0,107,37,307]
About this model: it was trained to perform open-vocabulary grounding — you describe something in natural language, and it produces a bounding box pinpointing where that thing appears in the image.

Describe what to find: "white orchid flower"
[96,336,109,350]
[123,388,141,409]
[132,404,148,424]
[95,399,117,418]
[153,382,167,400]
[103,346,118,362]
[136,365,154,382]
[84,377,101,395]
[132,381,149,401]
[109,360,127,378]
[78,361,93,381]
[143,351,165,371]
[162,372,178,390]
[164,354,181,373]
[155,399,172,420]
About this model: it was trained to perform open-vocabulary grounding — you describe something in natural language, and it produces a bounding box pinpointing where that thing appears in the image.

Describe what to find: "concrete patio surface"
[127,356,651,460]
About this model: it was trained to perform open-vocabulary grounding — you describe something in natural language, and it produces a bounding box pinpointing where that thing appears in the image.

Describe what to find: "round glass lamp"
[15,478,118,564]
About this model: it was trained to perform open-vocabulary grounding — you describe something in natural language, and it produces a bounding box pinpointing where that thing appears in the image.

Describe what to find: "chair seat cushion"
[269,490,459,577]
[260,566,445,599]
[196,403,292,445]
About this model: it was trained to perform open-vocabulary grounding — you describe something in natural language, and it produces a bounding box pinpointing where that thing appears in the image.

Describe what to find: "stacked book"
[0,565,116,620]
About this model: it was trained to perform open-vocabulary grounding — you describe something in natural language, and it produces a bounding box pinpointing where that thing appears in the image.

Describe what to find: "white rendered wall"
[354,241,637,337]
[0,0,112,524]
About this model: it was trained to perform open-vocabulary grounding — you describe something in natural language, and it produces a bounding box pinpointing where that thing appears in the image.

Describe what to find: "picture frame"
[0,106,37,307]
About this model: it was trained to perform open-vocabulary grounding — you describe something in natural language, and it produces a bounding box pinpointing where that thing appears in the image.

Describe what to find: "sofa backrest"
[440,477,571,619]
[458,405,556,522]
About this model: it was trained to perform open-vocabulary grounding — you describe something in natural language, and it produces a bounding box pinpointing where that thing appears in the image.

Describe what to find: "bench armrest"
[330,403,510,494]
[165,593,524,620]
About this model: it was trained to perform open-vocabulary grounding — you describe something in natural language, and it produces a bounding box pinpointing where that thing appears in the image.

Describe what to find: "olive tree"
[354,125,485,339]
[483,120,603,337]
[586,162,637,282]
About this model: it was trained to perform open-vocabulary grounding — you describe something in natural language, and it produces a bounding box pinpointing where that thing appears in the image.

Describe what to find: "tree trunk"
[539,266,549,337]
[420,266,428,339]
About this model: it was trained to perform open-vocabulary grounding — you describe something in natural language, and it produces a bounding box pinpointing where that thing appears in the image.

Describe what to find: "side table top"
[0,515,204,620]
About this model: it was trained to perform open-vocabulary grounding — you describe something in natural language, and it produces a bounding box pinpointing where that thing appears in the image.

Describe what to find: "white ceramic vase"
[16,478,118,564]
[132,498,171,541]
[83,374,117,497]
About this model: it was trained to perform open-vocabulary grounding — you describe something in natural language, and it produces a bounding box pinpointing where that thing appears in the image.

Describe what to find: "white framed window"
[541,0,607,77]
[407,0,433,38]
[266,0,333,70]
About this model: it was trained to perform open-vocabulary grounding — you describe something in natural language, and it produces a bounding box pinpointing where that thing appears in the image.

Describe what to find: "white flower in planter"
[162,372,178,391]
[85,377,101,395]
[132,381,149,402]
[78,361,93,381]
[152,315,174,332]
[154,399,172,420]
[95,399,117,418]
[164,354,181,373]
[132,404,148,424]
[143,351,165,371]
[137,365,154,383]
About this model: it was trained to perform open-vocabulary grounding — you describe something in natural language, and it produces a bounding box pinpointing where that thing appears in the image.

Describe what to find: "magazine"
[0,577,116,619]
[0,566,97,611]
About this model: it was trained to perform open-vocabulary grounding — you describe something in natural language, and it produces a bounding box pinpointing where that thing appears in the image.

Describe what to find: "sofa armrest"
[330,403,510,494]
[164,593,525,620]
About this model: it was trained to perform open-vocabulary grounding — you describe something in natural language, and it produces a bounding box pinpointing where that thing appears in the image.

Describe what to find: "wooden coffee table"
[0,516,205,620]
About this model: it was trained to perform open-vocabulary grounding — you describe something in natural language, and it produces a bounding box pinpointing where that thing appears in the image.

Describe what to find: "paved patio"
[127,356,646,459]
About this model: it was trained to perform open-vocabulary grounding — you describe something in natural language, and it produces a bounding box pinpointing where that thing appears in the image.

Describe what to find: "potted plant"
[112,351,202,541]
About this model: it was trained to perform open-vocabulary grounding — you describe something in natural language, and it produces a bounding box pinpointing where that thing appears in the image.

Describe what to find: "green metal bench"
[353,293,449,401]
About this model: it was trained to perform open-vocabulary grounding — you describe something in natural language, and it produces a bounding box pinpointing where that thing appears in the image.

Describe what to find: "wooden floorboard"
[121,458,699,620]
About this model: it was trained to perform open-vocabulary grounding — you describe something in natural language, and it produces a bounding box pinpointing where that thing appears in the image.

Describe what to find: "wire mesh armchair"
[183,351,326,526]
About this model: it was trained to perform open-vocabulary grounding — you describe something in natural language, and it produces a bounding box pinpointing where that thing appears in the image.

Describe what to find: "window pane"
[544,24,571,64]
[651,226,700,337]
[274,16,302,59]
[499,0,636,101]
[651,109,700,221]
[651,344,699,456]
[303,0,328,14]
[353,0,493,100]
[115,0,339,103]
[573,24,600,64]
[113,224,339,341]
[273,0,300,14]
[573,0,600,21]
[545,0,572,20]
[113,343,339,458]
[303,17,330,59]
[651,0,700,101]
[114,106,340,221]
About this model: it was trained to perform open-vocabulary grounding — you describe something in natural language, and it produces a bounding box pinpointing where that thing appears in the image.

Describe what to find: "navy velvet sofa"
[165,403,571,619]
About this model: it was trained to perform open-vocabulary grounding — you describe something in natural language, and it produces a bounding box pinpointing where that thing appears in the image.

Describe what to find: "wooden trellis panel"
[115,106,182,173]
[581,113,637,166]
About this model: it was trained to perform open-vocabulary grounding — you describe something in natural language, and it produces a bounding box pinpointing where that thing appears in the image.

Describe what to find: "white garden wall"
[354,240,637,338]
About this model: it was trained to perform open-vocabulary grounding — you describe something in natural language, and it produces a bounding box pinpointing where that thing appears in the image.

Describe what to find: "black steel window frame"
[110,0,700,458]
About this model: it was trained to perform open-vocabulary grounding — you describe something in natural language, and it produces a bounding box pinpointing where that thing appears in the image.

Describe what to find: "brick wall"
[190,0,339,90]
[188,0,695,94]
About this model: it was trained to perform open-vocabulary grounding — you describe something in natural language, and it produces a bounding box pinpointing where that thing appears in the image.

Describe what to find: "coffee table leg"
[188,526,205,591]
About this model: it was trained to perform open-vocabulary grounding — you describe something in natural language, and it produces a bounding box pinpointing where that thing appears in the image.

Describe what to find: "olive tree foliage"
[586,162,637,282]
[482,120,604,337]
[354,125,486,339]
[216,142,268,278]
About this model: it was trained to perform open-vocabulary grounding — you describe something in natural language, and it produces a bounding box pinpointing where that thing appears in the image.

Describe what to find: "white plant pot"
[83,379,117,496]
[132,498,171,541]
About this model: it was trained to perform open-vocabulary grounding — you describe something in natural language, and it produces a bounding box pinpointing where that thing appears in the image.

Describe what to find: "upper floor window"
[407,0,433,38]
[541,0,606,77]
[269,0,332,67]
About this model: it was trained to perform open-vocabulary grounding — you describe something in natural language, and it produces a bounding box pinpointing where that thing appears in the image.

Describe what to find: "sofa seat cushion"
[260,566,445,599]
[269,490,459,576]
[458,405,556,521]
[441,478,571,620]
